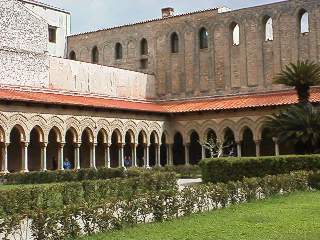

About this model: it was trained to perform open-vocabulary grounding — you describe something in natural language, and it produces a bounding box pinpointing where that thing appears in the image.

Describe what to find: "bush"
[0,171,177,216]
[200,154,320,183]
[0,171,314,239]
[1,168,126,185]
[308,171,320,190]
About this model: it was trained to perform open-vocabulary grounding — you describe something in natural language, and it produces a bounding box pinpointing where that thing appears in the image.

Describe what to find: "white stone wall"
[19,0,71,58]
[49,57,156,100]
[0,0,49,87]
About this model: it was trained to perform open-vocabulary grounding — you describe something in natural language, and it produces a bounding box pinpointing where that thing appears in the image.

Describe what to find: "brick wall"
[68,0,320,100]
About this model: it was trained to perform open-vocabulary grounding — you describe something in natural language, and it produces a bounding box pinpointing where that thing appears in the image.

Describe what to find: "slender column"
[2,143,9,173]
[145,144,150,168]
[185,144,190,165]
[255,140,261,157]
[167,144,173,166]
[41,143,47,171]
[22,142,29,173]
[132,143,137,167]
[74,143,80,170]
[156,144,161,167]
[58,143,65,170]
[273,138,280,156]
[119,143,124,168]
[105,143,111,168]
[90,143,97,169]
[236,141,242,157]
[201,145,206,159]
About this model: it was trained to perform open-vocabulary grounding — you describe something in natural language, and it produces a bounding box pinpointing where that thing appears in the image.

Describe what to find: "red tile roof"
[0,87,320,114]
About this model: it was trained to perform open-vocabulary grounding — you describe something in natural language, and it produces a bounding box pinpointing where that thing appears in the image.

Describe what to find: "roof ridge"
[69,7,219,37]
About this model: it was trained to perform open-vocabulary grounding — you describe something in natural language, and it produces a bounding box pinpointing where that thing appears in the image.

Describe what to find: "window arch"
[199,27,208,49]
[264,16,273,41]
[231,23,240,46]
[69,51,76,60]
[299,9,309,34]
[171,32,179,53]
[115,42,123,60]
[91,46,99,64]
[140,38,148,55]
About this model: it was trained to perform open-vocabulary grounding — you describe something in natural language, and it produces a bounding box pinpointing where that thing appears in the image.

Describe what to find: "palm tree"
[274,60,320,104]
[265,104,320,154]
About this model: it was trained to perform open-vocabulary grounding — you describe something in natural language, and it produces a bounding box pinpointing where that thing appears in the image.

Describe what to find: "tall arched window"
[264,16,273,41]
[91,46,99,64]
[171,32,179,53]
[69,51,76,60]
[140,38,148,55]
[115,43,123,60]
[299,9,309,34]
[199,27,208,49]
[231,23,240,46]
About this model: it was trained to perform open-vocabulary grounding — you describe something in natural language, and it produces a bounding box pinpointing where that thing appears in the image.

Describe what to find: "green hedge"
[200,155,320,183]
[0,171,313,239]
[0,171,176,216]
[1,168,125,185]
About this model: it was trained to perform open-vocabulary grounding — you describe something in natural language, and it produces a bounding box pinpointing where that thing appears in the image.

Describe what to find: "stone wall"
[49,57,156,100]
[68,0,320,100]
[0,0,48,87]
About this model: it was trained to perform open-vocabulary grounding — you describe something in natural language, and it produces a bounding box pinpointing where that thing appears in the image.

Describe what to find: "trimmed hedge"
[200,154,320,183]
[0,171,314,239]
[1,168,125,185]
[0,171,177,216]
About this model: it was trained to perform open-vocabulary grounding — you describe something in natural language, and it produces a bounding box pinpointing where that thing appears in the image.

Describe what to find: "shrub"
[0,171,177,216]
[308,171,320,190]
[2,168,125,185]
[0,171,314,239]
[200,154,320,183]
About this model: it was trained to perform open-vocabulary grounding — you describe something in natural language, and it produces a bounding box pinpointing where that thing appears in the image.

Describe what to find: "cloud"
[40,0,283,34]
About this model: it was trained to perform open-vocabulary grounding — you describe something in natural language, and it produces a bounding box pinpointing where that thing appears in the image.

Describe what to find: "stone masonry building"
[0,0,320,173]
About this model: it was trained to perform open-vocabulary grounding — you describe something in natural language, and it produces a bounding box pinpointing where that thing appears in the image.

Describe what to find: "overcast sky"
[41,0,284,34]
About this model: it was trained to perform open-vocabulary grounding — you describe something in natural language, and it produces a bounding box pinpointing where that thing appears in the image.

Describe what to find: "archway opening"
[160,133,167,166]
[8,126,24,172]
[149,131,158,167]
[137,131,147,167]
[80,129,92,169]
[260,128,275,156]
[205,129,217,158]
[28,127,42,171]
[47,128,60,170]
[96,130,107,168]
[241,127,256,157]
[173,132,184,165]
[223,128,236,157]
[64,128,76,169]
[189,131,202,165]
[124,130,134,167]
[110,130,121,168]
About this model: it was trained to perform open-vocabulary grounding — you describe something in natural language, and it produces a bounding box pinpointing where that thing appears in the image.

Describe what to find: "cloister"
[0,111,292,173]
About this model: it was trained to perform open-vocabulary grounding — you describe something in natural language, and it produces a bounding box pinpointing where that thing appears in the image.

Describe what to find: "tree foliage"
[274,60,320,103]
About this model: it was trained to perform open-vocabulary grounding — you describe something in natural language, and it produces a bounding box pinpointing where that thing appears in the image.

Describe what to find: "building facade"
[0,0,320,173]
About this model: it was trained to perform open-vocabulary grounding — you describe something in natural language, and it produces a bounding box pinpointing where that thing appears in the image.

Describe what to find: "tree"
[274,60,320,104]
[265,104,320,154]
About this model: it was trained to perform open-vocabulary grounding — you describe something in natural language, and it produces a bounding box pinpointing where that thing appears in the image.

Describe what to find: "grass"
[80,191,320,240]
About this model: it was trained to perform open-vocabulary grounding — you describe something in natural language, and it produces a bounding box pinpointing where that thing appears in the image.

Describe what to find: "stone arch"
[230,21,240,46]
[123,120,137,140]
[28,125,45,143]
[8,114,28,142]
[47,116,64,138]
[96,119,110,140]
[173,131,185,165]
[200,120,218,142]
[255,117,269,140]
[236,118,256,141]
[28,115,47,141]
[65,117,81,140]
[8,125,26,172]
[217,119,237,141]
[262,15,274,41]
[137,121,149,141]
[148,122,161,139]
[110,128,122,168]
[297,8,310,34]
[184,122,201,143]
[109,119,124,141]
[81,118,96,132]
[199,26,209,49]
[65,127,79,143]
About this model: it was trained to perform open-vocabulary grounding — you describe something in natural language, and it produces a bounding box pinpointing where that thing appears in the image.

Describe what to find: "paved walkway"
[177,178,202,190]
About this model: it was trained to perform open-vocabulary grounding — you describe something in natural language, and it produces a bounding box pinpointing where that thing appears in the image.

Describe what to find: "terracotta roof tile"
[0,87,319,114]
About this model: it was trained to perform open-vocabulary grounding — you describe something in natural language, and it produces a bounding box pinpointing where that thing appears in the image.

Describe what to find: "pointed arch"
[115,42,123,59]
[140,38,148,55]
[199,27,208,49]
[298,9,309,34]
[170,32,179,53]
[230,22,240,46]
[92,46,99,64]
[263,16,273,41]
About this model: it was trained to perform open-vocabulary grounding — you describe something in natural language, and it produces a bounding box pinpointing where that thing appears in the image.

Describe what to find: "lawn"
[80,191,320,240]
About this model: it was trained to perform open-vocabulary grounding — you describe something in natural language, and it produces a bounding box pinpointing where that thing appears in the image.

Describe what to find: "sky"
[41,0,284,34]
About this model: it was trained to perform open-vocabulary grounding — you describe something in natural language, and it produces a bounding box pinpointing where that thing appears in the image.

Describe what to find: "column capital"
[40,142,48,148]
[104,143,111,148]
[74,142,81,148]
[23,142,29,147]
[254,140,261,145]
[272,137,278,143]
